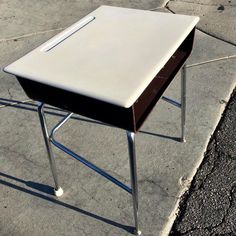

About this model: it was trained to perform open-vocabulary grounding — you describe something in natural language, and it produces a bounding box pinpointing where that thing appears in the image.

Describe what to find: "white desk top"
[4,6,199,108]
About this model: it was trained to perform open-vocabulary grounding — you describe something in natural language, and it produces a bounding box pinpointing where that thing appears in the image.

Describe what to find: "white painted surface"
[4,6,199,108]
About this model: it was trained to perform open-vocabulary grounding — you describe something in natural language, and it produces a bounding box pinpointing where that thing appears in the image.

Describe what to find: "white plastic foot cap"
[135,230,142,236]
[54,187,63,197]
[181,137,186,143]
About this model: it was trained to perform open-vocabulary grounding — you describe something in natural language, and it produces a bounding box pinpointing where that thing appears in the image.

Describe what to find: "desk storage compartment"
[133,28,195,131]
[17,28,195,132]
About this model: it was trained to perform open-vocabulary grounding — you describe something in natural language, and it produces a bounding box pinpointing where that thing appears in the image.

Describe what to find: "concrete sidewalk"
[0,1,235,235]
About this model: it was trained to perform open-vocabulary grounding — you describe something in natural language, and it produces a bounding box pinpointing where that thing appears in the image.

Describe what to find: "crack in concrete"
[165,5,236,47]
[7,88,13,100]
[139,177,177,198]
[169,0,236,7]
[0,5,168,43]
[194,28,236,47]
[1,146,44,168]
[0,27,66,43]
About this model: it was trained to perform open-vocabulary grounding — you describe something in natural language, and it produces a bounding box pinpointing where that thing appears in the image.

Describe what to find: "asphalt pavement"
[170,89,236,235]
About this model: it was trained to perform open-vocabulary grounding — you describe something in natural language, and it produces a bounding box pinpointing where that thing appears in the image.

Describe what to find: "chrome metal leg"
[37,102,63,197]
[181,65,186,143]
[126,131,141,236]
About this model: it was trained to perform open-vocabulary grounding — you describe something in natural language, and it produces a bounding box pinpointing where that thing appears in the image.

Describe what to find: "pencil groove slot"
[41,16,95,52]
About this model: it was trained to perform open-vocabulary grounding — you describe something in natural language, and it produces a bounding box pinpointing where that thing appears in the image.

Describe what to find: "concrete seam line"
[165,5,236,47]
[1,4,168,43]
[0,27,66,43]
[186,55,236,68]
[196,28,236,47]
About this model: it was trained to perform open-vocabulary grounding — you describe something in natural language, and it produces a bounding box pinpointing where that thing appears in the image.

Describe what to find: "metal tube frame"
[181,65,187,142]
[161,64,186,142]
[37,102,140,234]
[37,103,63,196]
[127,131,141,235]
[37,65,187,235]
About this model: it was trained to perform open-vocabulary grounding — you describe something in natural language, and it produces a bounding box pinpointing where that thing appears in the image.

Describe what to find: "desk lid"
[4,6,199,108]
